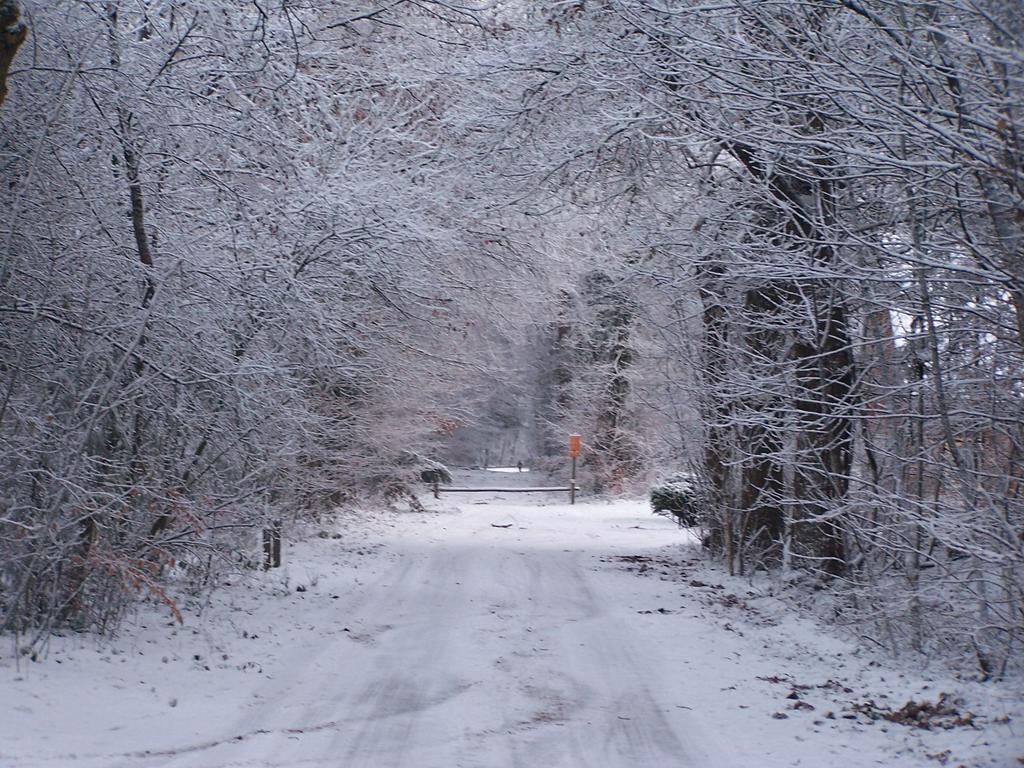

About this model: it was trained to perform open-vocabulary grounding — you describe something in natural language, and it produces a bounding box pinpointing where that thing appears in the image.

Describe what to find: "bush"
[650,473,704,527]
[419,461,452,485]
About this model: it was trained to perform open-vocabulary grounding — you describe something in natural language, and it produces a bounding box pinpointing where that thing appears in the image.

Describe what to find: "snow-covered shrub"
[650,474,705,527]
[419,461,452,486]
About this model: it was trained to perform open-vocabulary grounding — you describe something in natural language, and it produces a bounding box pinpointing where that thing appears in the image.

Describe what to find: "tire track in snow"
[495,548,704,768]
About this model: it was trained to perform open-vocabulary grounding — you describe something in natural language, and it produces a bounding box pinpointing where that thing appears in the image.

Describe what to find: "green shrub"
[650,474,703,527]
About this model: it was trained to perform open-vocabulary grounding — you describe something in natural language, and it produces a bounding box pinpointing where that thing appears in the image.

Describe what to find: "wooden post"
[569,433,581,505]
[570,455,577,505]
[272,520,281,567]
[263,520,282,569]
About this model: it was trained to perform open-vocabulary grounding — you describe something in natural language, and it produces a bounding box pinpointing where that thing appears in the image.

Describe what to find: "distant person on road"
[517,461,523,472]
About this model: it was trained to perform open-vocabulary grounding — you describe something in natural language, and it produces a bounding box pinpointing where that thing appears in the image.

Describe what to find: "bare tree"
[477,0,1022,674]
[0,0,506,643]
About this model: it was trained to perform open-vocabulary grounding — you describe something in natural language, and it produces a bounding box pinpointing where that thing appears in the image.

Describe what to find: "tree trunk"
[0,0,26,108]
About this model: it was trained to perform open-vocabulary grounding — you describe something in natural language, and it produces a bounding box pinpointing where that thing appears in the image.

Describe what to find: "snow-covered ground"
[1,471,1020,767]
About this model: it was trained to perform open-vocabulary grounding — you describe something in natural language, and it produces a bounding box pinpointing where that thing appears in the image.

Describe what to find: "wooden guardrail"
[432,482,578,504]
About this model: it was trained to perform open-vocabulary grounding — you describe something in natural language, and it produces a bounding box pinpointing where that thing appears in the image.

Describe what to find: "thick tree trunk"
[711,140,854,575]
[584,271,639,490]
[697,259,732,566]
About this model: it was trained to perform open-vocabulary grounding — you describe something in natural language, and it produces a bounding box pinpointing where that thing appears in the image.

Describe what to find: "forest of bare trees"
[2,1,1021,677]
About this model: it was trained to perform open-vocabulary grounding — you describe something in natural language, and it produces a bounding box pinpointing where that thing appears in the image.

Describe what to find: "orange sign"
[568,434,582,458]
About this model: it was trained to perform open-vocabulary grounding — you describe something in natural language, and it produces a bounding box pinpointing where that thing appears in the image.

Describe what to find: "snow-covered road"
[2,472,1018,767]
[157,481,728,768]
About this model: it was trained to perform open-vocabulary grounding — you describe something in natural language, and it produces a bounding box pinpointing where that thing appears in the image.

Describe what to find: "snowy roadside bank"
[1,491,1019,768]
